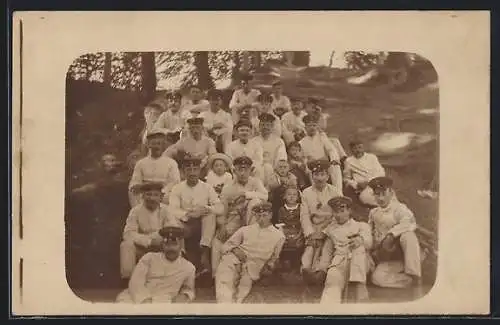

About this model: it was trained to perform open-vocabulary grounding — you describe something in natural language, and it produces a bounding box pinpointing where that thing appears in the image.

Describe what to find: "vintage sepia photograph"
[64,50,439,304]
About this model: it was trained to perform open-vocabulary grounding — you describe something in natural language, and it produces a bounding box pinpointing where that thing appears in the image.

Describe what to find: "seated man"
[116,226,196,303]
[343,139,386,207]
[129,129,181,207]
[311,196,373,303]
[154,92,192,137]
[120,182,181,280]
[367,177,422,289]
[212,156,268,274]
[226,119,265,180]
[164,117,217,174]
[270,80,291,118]
[254,93,282,137]
[300,160,343,273]
[281,97,307,145]
[229,74,261,123]
[215,202,285,303]
[182,84,210,115]
[168,157,224,275]
[199,89,233,153]
[299,114,343,193]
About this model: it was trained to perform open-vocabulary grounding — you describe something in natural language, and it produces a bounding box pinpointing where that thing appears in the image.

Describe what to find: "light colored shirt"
[266,172,298,191]
[281,110,307,136]
[168,180,224,222]
[368,198,417,245]
[199,109,233,135]
[122,203,181,247]
[154,109,192,133]
[251,135,287,167]
[182,99,210,114]
[225,139,264,168]
[206,170,233,189]
[164,135,217,165]
[219,176,268,208]
[317,219,372,271]
[270,94,291,113]
[222,223,285,279]
[128,253,195,303]
[300,132,340,163]
[128,155,181,199]
[300,184,343,237]
[229,88,261,121]
[343,152,386,188]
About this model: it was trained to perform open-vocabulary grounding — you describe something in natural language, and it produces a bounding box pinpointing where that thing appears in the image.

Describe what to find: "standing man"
[367,177,422,289]
[270,80,291,118]
[343,139,386,207]
[299,114,343,193]
[251,113,288,186]
[229,74,261,123]
[200,89,234,153]
[168,157,224,275]
[129,130,181,207]
[116,226,196,303]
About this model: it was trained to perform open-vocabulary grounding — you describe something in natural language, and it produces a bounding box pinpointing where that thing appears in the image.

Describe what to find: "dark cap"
[307,159,330,173]
[307,96,321,105]
[328,196,353,210]
[146,129,167,139]
[235,119,253,129]
[167,92,182,101]
[368,176,394,193]
[252,201,273,213]
[233,156,253,167]
[182,156,202,168]
[139,181,164,193]
[258,113,276,123]
[302,114,320,124]
[349,138,364,147]
[187,117,204,126]
[258,93,273,103]
[159,226,185,242]
[207,89,223,100]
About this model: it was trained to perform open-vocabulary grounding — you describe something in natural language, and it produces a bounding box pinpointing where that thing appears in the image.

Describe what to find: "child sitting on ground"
[205,153,233,197]
[275,186,305,272]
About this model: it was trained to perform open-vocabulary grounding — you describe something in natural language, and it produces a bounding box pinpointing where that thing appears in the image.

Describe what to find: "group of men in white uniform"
[115,75,424,304]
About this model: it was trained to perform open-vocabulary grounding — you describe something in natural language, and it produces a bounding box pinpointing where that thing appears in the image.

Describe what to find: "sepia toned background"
[12,11,489,315]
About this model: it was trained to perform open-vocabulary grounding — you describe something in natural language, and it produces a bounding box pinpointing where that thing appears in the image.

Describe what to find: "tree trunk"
[140,52,157,103]
[103,52,112,86]
[328,51,335,68]
[194,51,214,90]
[292,51,310,67]
[241,51,250,73]
[253,51,262,69]
[230,51,241,87]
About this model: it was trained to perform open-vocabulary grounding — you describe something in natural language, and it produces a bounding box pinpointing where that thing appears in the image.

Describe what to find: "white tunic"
[221,223,285,279]
[343,153,386,188]
[299,132,340,163]
[368,198,417,245]
[129,155,181,198]
[120,253,195,303]
[270,94,291,114]
[281,110,307,136]
[225,139,264,169]
[199,109,233,135]
[251,135,287,167]
[300,184,343,237]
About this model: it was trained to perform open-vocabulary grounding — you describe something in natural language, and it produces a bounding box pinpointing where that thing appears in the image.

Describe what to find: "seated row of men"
[117,77,422,303]
[120,153,422,304]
